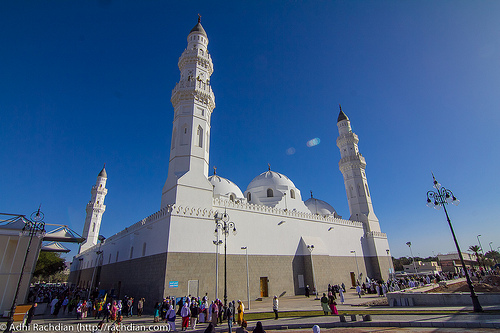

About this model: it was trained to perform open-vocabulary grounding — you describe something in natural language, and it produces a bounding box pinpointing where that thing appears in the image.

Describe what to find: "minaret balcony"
[339,154,366,165]
[336,133,359,147]
[172,81,214,101]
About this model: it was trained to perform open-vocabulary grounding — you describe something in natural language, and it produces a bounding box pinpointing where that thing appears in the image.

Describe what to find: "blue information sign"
[169,281,179,288]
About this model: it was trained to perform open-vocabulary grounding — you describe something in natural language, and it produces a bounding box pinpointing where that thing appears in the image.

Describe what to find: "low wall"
[387,291,500,307]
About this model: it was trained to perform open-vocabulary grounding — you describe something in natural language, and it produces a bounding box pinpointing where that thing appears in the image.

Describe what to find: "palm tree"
[469,245,482,268]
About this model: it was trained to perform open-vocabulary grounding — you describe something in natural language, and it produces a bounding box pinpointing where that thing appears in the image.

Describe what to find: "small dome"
[337,107,348,123]
[208,175,244,200]
[246,170,296,191]
[190,22,207,37]
[304,197,338,217]
[98,166,107,178]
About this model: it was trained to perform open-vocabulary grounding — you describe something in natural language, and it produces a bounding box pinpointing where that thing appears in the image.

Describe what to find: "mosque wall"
[163,251,370,303]
[97,253,167,306]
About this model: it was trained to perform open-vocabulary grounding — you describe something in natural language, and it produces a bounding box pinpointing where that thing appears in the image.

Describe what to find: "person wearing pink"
[180,303,191,331]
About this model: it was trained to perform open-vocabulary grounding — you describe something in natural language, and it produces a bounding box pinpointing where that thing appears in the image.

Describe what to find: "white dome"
[246,170,296,191]
[208,175,244,200]
[304,197,339,217]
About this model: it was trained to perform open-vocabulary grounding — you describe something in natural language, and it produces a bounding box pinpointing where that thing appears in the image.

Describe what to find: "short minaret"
[336,106,381,232]
[79,165,108,253]
[161,16,214,208]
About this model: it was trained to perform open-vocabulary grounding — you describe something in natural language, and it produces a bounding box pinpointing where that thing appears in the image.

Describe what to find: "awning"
[41,241,71,253]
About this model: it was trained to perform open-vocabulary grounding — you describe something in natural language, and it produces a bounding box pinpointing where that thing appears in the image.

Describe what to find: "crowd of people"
[152,295,247,332]
[24,267,497,332]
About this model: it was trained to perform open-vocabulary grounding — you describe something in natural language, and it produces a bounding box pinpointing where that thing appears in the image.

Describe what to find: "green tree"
[469,245,482,267]
[33,252,66,280]
[392,257,412,271]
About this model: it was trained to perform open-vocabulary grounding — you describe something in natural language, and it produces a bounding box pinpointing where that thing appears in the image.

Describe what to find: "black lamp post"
[426,174,483,312]
[214,210,236,307]
[4,208,46,333]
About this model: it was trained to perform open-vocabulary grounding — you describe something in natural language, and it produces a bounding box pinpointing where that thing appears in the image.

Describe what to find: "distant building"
[403,261,441,275]
[437,252,478,273]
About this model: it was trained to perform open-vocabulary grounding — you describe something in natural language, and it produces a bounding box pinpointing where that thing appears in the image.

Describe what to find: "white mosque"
[69,18,392,303]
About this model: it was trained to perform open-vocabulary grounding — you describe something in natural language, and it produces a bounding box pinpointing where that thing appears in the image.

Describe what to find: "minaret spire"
[161,19,215,208]
[79,166,108,253]
[336,107,380,232]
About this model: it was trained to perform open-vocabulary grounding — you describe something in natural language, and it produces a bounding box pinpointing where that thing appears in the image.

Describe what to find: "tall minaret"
[79,165,108,253]
[336,106,381,233]
[161,17,214,208]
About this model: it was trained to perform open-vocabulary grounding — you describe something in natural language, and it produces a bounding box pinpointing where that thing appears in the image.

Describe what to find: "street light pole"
[4,208,46,333]
[489,242,497,265]
[386,249,392,279]
[241,247,250,310]
[477,235,486,271]
[214,210,236,307]
[406,242,417,275]
[307,245,319,300]
[213,230,222,300]
[427,173,483,312]
[350,250,360,285]
[88,235,106,300]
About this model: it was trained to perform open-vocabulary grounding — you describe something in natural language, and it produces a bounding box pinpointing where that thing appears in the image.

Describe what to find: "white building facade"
[69,19,392,305]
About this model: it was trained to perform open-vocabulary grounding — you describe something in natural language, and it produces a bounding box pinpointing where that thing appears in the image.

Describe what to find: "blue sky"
[1,1,499,260]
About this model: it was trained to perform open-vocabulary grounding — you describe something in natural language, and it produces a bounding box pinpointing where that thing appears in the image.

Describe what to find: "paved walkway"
[3,282,499,332]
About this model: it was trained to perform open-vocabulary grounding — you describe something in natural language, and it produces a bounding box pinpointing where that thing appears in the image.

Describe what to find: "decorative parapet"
[75,198,366,259]
[365,230,387,239]
[212,198,364,228]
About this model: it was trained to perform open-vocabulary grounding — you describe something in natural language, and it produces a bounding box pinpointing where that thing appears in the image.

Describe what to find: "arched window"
[229,194,235,202]
[349,186,354,198]
[181,124,188,145]
[197,126,203,147]
[130,247,134,259]
[171,128,177,150]
[267,188,273,197]
[108,253,111,264]
[142,243,147,256]
[357,184,364,197]
[116,251,119,262]
[247,192,251,202]
[290,189,295,199]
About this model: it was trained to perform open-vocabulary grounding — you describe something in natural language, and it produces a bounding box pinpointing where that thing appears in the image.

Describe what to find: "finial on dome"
[213,166,217,175]
[268,163,271,171]
[310,190,313,198]
[198,13,201,23]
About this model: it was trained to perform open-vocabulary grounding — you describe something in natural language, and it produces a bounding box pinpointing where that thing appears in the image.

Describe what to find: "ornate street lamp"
[4,208,46,333]
[214,210,236,307]
[426,173,483,312]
